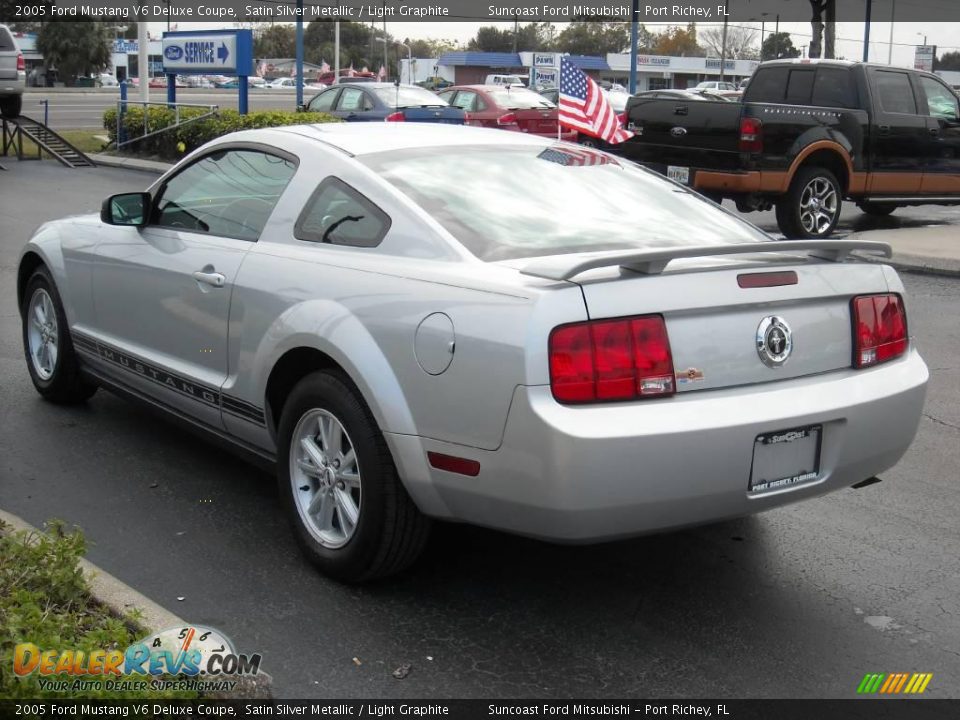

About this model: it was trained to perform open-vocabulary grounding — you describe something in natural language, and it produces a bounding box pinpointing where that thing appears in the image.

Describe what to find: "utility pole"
[335,20,340,84]
[512,16,518,54]
[382,5,387,78]
[863,0,872,62]
[887,0,895,64]
[629,0,639,94]
[719,0,729,84]
[137,18,148,102]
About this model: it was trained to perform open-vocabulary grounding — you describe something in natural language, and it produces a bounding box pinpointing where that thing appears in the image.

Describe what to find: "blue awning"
[438,52,524,68]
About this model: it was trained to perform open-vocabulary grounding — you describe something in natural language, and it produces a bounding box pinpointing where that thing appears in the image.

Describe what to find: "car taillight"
[17,53,25,72]
[852,294,908,368]
[549,315,675,404]
[384,111,405,122]
[497,112,518,127]
[739,117,763,153]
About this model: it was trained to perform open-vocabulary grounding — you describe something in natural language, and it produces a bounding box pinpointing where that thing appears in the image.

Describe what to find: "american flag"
[558,57,633,145]
[537,146,618,168]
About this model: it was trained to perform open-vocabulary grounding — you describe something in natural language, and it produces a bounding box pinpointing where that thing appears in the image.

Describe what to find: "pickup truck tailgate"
[620,97,743,172]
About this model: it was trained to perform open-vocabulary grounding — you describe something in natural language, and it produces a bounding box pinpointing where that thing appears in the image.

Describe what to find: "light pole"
[887,0,895,65]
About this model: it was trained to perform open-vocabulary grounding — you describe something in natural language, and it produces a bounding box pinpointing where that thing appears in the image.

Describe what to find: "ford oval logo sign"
[164,45,183,61]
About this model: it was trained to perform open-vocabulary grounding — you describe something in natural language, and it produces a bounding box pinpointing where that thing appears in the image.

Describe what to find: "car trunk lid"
[399,106,465,124]
[508,107,559,135]
[520,241,893,392]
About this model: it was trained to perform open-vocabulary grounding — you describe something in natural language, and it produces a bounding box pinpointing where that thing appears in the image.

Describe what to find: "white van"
[485,74,526,88]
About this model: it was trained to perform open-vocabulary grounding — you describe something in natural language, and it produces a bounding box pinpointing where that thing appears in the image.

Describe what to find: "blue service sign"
[162,30,251,75]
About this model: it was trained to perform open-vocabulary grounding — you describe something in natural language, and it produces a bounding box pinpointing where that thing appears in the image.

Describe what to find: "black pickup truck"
[618,60,960,238]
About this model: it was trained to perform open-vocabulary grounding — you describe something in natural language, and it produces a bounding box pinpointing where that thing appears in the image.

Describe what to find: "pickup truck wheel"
[857,201,897,217]
[776,166,842,239]
[21,268,98,404]
[277,371,431,582]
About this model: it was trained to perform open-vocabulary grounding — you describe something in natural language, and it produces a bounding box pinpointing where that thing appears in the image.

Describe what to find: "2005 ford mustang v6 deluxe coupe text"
[17,124,928,581]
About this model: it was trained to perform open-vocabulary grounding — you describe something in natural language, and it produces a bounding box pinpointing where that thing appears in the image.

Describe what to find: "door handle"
[674,105,688,115]
[929,127,940,136]
[878,124,891,135]
[192,270,225,288]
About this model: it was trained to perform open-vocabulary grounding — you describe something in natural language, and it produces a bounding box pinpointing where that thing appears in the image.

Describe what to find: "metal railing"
[114,99,219,149]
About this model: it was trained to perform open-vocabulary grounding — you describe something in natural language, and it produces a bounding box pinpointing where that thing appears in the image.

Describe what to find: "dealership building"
[401,51,762,90]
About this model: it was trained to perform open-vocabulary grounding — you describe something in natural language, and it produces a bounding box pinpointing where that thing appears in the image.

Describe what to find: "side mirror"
[101,192,150,227]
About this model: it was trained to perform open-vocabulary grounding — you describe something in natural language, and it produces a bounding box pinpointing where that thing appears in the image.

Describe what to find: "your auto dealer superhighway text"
[489,705,726,716]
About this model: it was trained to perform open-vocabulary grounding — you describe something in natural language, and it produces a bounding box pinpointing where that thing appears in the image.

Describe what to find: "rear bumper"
[638,164,789,196]
[0,71,25,95]
[397,350,927,542]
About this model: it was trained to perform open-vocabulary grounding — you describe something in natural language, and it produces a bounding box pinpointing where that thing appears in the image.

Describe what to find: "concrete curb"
[0,509,273,699]
[89,153,170,174]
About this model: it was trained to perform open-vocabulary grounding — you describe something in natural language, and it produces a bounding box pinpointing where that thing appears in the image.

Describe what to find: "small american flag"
[537,146,618,168]
[559,57,633,145]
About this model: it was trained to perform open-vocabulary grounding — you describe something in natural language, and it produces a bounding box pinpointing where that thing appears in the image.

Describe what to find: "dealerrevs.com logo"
[14,625,262,693]
[857,672,934,695]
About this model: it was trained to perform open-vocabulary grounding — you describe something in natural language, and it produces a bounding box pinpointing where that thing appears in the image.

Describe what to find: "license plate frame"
[749,424,822,494]
[667,165,690,184]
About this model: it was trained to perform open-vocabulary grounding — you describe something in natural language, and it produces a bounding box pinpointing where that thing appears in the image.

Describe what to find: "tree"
[939,51,960,71]
[37,20,111,84]
[700,25,758,59]
[405,38,460,58]
[255,24,296,59]
[651,24,704,57]
[554,19,630,56]
[761,32,800,60]
[304,19,382,72]
[467,23,552,53]
[6,20,43,33]
[808,0,836,59]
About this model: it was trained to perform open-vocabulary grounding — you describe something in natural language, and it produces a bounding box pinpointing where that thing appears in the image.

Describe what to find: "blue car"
[304,83,465,124]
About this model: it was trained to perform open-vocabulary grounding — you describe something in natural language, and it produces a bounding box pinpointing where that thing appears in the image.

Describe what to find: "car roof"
[274,122,551,156]
[324,83,425,91]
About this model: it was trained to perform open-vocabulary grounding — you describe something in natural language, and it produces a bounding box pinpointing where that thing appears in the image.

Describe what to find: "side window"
[875,72,917,114]
[743,67,788,103]
[294,178,391,248]
[337,88,367,112]
[919,76,959,122]
[437,90,456,104]
[153,149,297,241]
[452,91,477,112]
[308,89,339,112]
[812,68,857,108]
[785,70,815,105]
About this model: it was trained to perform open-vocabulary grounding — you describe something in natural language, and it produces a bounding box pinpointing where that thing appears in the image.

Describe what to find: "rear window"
[371,86,446,108]
[812,67,858,108]
[875,72,917,114]
[360,145,769,262]
[486,88,554,109]
[785,70,816,104]
[743,67,789,103]
[0,27,17,51]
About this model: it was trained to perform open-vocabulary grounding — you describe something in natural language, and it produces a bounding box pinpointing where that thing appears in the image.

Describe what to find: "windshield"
[487,88,554,109]
[372,86,447,108]
[361,145,769,261]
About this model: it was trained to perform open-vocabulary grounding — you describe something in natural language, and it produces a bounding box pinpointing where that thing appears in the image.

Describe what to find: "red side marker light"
[427,452,480,477]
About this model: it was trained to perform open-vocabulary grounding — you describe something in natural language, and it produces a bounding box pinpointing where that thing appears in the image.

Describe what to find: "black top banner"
[2,0,960,22]
[1,700,959,720]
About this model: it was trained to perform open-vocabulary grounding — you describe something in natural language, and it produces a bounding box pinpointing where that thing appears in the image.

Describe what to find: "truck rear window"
[746,65,858,109]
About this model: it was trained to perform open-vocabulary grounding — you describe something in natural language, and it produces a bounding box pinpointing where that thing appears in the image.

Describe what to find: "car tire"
[0,94,22,118]
[578,136,599,149]
[775,166,843,239]
[21,267,98,404]
[857,201,897,217]
[277,370,430,582]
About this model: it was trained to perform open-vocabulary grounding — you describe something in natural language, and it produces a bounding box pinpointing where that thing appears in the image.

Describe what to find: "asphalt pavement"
[1,160,959,699]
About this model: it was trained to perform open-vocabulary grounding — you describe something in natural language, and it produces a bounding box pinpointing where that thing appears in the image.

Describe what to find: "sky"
[147,21,960,69]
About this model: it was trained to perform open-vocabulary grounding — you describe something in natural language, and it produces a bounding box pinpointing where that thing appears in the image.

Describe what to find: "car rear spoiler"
[520,240,893,281]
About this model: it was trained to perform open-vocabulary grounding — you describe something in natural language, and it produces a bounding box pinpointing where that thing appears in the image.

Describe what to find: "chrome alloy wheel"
[799,176,839,236]
[27,288,59,380]
[290,409,362,548]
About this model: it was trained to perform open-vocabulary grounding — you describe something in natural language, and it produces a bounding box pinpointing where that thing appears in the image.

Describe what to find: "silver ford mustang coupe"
[18,124,928,581]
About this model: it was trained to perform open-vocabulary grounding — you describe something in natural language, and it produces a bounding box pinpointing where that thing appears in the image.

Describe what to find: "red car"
[437,85,577,141]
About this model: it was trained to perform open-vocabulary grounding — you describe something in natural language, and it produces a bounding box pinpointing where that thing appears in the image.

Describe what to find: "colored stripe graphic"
[858,673,932,694]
